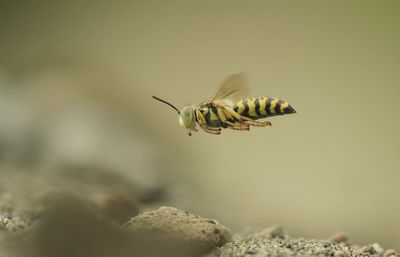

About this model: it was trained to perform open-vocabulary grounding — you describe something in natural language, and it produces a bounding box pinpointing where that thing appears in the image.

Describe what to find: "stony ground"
[0,205,398,257]
[213,226,398,257]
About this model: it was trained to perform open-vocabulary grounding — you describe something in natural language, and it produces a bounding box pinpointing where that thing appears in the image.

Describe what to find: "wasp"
[152,73,296,136]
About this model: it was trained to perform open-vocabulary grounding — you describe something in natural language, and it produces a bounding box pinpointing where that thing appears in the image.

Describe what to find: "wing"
[214,72,249,102]
[198,73,250,108]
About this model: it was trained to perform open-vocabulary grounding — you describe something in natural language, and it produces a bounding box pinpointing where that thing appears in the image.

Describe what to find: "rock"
[0,216,7,227]
[330,232,348,243]
[385,249,397,257]
[234,226,288,242]
[362,244,378,254]
[258,226,287,239]
[0,215,26,234]
[373,243,384,255]
[125,206,230,249]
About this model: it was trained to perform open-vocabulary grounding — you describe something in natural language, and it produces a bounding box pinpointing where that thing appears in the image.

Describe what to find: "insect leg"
[215,106,249,131]
[227,124,250,131]
[219,105,271,127]
[221,106,243,121]
[237,114,271,126]
[217,108,235,127]
[216,107,231,124]
[203,129,221,135]
[221,106,271,127]
[201,124,221,135]
[202,125,222,132]
[241,118,272,127]
[195,108,207,125]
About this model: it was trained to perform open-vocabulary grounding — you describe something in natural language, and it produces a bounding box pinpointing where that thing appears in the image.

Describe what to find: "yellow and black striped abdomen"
[234,97,296,120]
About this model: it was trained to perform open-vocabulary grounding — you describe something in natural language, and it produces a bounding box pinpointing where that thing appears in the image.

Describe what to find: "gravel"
[214,227,398,257]
[0,204,398,257]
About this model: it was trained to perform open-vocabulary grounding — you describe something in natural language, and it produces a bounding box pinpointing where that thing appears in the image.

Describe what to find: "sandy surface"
[214,226,398,257]
[1,205,398,257]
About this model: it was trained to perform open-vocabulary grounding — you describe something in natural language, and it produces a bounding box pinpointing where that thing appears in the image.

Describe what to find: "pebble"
[373,243,384,255]
[385,249,397,256]
[330,232,348,243]
[0,215,26,234]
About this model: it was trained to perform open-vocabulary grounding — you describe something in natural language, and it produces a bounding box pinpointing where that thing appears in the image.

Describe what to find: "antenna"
[152,96,180,114]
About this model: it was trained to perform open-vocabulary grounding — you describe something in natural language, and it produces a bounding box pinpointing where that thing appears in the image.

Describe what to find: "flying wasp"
[152,73,296,136]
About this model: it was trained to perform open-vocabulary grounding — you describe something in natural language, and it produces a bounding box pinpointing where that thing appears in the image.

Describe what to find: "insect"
[152,73,296,136]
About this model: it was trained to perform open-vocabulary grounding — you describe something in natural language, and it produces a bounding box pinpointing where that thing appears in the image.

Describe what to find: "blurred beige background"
[1,0,399,251]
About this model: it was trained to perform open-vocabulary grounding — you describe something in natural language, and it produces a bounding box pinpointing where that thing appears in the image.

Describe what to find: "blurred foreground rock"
[0,202,230,257]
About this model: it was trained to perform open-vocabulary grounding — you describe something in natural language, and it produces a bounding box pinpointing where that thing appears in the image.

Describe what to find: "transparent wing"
[197,73,250,108]
[213,72,249,102]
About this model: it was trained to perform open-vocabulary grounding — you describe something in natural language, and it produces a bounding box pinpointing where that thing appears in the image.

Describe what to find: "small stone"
[4,217,25,234]
[323,241,331,248]
[372,243,384,254]
[245,250,256,255]
[0,216,9,229]
[385,249,397,256]
[251,226,288,239]
[330,232,348,243]
[362,245,377,254]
